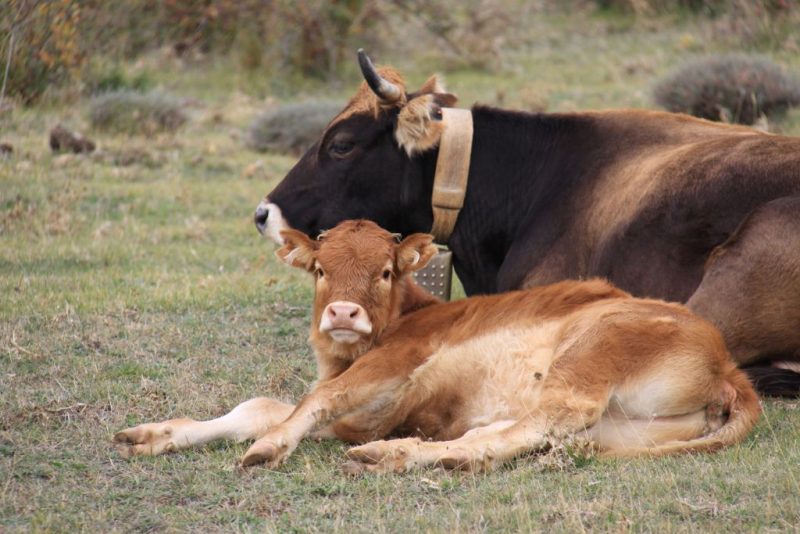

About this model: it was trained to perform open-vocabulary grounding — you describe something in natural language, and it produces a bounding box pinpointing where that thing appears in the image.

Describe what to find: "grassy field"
[2,9,800,532]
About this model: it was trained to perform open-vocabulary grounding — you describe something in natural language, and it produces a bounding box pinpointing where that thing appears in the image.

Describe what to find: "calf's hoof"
[345,441,391,464]
[345,438,421,474]
[436,448,495,473]
[341,460,370,476]
[113,419,191,458]
[241,437,291,468]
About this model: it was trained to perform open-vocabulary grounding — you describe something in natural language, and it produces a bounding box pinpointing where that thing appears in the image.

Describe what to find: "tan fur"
[396,95,447,155]
[113,222,442,459]
[114,397,295,458]
[116,220,759,471]
[238,221,760,471]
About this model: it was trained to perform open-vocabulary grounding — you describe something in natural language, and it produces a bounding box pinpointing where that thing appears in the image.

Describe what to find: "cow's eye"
[382,269,392,281]
[329,141,355,157]
[316,268,325,279]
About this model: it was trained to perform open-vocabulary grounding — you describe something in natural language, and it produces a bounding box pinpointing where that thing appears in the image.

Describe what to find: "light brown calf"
[115,220,760,472]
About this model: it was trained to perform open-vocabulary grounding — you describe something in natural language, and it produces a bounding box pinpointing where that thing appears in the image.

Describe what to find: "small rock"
[50,125,96,154]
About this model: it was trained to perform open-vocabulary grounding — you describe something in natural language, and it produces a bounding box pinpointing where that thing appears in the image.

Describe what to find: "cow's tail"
[608,366,761,458]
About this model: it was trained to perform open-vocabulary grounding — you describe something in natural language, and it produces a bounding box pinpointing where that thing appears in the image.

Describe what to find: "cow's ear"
[417,75,458,103]
[276,229,318,271]
[433,92,458,108]
[396,233,438,275]
[395,94,443,155]
[395,91,456,156]
[418,75,445,94]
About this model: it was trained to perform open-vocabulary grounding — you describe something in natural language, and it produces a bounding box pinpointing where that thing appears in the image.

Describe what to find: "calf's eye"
[382,269,392,280]
[317,269,325,279]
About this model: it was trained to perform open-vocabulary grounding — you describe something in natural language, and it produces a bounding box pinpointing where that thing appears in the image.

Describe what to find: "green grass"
[2,8,800,532]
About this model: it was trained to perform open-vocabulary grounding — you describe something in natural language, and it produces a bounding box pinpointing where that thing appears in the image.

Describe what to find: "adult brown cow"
[254,51,800,395]
[115,221,760,471]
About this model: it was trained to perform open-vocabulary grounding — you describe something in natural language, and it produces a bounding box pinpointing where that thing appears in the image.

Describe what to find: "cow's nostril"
[254,204,269,235]
[349,309,358,318]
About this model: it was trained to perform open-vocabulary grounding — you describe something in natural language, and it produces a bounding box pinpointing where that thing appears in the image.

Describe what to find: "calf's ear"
[276,229,318,271]
[396,233,438,274]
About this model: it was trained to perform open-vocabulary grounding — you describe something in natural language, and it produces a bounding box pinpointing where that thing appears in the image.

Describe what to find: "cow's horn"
[357,49,402,104]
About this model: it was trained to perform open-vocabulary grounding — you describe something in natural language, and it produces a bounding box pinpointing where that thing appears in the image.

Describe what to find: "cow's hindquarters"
[687,196,800,396]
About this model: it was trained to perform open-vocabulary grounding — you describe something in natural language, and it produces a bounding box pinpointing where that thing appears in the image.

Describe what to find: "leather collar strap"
[430,108,473,244]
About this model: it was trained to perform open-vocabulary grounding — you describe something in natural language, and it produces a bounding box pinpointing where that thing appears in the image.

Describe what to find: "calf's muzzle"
[319,301,373,344]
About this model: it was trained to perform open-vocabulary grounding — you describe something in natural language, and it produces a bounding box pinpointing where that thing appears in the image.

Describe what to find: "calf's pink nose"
[321,301,372,334]
[328,302,361,322]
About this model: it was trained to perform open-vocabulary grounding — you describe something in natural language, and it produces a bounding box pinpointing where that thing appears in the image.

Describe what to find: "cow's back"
[523,111,800,302]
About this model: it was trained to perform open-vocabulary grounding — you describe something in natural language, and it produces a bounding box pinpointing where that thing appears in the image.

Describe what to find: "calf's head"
[255,50,457,244]
[276,220,438,359]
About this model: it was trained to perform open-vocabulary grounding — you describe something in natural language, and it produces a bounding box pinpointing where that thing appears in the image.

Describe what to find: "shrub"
[246,101,342,155]
[0,0,84,105]
[88,90,187,135]
[652,54,800,124]
[84,64,152,95]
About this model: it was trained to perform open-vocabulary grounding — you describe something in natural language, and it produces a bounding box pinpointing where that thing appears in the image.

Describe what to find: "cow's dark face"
[255,56,457,244]
[261,111,415,241]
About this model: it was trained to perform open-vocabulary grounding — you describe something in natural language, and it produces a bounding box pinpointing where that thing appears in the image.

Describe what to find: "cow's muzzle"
[254,202,269,235]
[254,200,289,244]
[319,301,373,344]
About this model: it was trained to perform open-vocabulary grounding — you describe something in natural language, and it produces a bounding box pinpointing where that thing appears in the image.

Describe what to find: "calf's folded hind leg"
[114,397,295,457]
[345,375,611,473]
[431,384,610,472]
[343,420,519,474]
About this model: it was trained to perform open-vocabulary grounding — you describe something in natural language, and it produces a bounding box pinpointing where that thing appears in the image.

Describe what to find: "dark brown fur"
[259,59,800,395]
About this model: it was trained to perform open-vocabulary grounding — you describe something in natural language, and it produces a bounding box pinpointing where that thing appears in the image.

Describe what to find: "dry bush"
[0,0,84,104]
[1,0,528,104]
[88,90,187,135]
[246,101,342,155]
[1,0,384,104]
[80,0,383,79]
[652,54,800,125]
[381,0,518,70]
[590,0,799,50]
[704,0,799,49]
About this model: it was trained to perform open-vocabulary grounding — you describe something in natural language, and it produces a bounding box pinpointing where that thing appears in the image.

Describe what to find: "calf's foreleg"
[241,373,406,468]
[114,397,294,457]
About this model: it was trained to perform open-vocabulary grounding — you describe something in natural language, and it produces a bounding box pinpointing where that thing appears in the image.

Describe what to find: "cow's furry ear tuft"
[395,92,458,156]
[276,229,318,271]
[396,233,438,274]
[419,75,445,94]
